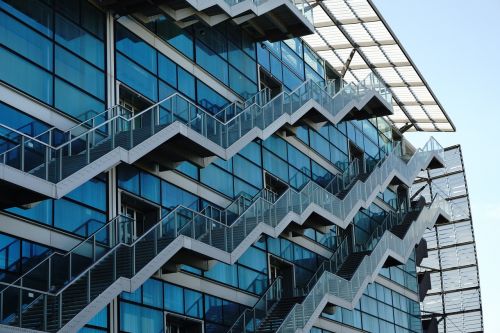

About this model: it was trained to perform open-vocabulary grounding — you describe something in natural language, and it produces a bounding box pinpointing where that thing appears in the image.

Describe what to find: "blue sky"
[372,0,500,330]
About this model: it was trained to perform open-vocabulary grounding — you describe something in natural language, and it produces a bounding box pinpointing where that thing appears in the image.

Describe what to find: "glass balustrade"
[0,73,391,190]
[0,133,443,331]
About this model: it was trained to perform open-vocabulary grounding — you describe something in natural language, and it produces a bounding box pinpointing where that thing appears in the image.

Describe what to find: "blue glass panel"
[156,17,194,59]
[229,66,257,99]
[54,79,104,121]
[0,102,50,137]
[143,279,163,308]
[141,171,160,204]
[223,299,241,326]
[87,307,108,328]
[228,41,257,82]
[158,54,177,88]
[263,135,287,160]
[55,46,104,99]
[257,44,270,71]
[270,54,282,81]
[164,282,184,313]
[0,46,52,104]
[116,53,158,101]
[178,67,195,100]
[55,14,104,69]
[6,199,52,225]
[204,262,238,287]
[282,66,302,91]
[200,164,234,197]
[0,0,52,37]
[116,24,156,73]
[205,295,223,324]
[54,199,106,236]
[0,11,52,70]
[233,155,262,189]
[118,165,140,195]
[234,178,259,198]
[120,302,163,333]
[287,145,310,175]
[196,80,229,115]
[184,289,203,318]
[309,130,330,160]
[175,161,199,180]
[262,150,288,183]
[66,178,106,211]
[196,40,228,84]
[0,234,19,271]
[159,80,175,100]
[161,181,198,211]
[237,266,267,294]
[81,1,105,40]
[281,43,303,79]
[238,246,267,273]
[239,141,261,166]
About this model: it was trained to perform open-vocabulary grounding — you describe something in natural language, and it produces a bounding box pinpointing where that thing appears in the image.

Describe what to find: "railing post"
[20,136,25,171]
[18,289,22,326]
[58,293,62,329]
[43,295,47,331]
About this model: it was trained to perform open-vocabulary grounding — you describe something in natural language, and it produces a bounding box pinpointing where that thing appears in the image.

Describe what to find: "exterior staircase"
[0,136,445,332]
[0,73,392,208]
[97,0,315,41]
[272,194,453,333]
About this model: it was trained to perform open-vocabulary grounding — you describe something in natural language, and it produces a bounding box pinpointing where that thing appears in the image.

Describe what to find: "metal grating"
[303,0,455,132]
[411,146,483,333]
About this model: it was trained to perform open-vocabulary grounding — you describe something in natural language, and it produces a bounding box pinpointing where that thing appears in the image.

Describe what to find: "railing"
[0,71,390,190]
[275,193,452,333]
[213,88,271,122]
[227,277,283,333]
[0,134,443,331]
[0,215,133,296]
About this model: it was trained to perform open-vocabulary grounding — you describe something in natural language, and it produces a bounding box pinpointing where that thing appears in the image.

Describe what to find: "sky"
[371,0,500,331]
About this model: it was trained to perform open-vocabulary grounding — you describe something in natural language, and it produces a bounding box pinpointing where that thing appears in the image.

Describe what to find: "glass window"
[262,150,288,183]
[141,171,160,204]
[116,53,158,101]
[158,54,177,88]
[142,279,163,308]
[161,181,198,211]
[237,265,267,294]
[233,155,262,189]
[55,14,104,69]
[229,66,257,99]
[238,246,267,273]
[164,282,184,313]
[55,46,104,99]
[120,302,163,333]
[228,41,257,82]
[0,0,53,37]
[200,164,233,197]
[196,80,229,115]
[156,17,194,59]
[178,68,195,100]
[116,24,156,73]
[204,295,223,324]
[54,78,104,121]
[196,40,228,84]
[87,307,108,328]
[0,11,52,70]
[66,178,106,211]
[54,199,106,236]
[81,1,105,39]
[184,289,203,318]
[0,46,52,104]
[204,262,238,287]
[118,165,140,195]
[6,199,52,225]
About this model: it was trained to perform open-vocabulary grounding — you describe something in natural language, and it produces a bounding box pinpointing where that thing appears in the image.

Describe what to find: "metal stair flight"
[0,73,392,208]
[0,136,444,333]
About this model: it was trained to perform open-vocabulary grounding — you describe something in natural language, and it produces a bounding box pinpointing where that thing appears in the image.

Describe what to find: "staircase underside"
[97,0,315,41]
[0,90,392,208]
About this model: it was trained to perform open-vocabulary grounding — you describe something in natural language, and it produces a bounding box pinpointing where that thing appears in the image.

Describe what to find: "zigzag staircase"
[0,136,444,333]
[225,196,452,333]
[0,73,392,208]
[271,194,453,333]
[99,0,315,41]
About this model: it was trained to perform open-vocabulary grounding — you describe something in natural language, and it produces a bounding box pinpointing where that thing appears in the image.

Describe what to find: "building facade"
[0,0,481,333]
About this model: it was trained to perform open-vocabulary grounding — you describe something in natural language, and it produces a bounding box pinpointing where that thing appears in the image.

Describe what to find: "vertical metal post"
[20,136,25,171]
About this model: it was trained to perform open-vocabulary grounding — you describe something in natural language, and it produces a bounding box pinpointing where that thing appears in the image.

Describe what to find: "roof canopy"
[302,0,455,132]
